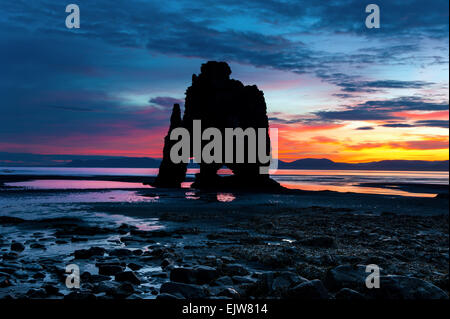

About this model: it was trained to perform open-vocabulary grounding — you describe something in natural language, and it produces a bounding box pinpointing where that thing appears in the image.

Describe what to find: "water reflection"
[185,191,200,200]
[5,180,152,190]
[216,193,236,202]
[184,191,236,202]
[281,182,437,198]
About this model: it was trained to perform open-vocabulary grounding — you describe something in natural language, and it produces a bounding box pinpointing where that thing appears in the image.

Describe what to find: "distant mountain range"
[277,158,449,171]
[0,152,448,171]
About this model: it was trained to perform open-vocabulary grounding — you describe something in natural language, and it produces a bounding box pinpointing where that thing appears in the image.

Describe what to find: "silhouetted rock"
[153,103,187,187]
[154,61,281,190]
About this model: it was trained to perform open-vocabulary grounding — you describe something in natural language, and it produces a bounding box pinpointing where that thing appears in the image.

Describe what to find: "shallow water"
[1,167,448,198]
[4,179,152,190]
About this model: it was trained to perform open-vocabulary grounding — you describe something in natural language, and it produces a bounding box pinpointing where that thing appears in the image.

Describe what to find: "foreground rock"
[370,276,448,299]
[325,264,369,291]
[160,282,207,298]
[170,266,219,285]
[287,280,329,299]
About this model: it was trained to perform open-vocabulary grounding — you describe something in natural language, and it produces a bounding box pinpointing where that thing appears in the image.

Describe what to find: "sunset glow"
[1,0,448,163]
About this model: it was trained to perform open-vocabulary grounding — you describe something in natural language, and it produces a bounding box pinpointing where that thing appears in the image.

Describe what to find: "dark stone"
[153,103,187,188]
[153,61,281,191]
[93,281,120,294]
[71,236,88,242]
[43,284,60,295]
[97,264,124,276]
[161,258,174,269]
[0,216,25,225]
[298,236,336,248]
[10,242,25,252]
[118,223,138,234]
[271,272,308,292]
[325,264,369,291]
[26,288,47,298]
[370,276,449,300]
[194,265,219,284]
[170,267,196,284]
[74,247,106,259]
[2,252,19,260]
[214,276,234,286]
[232,276,256,284]
[32,272,45,279]
[113,283,135,297]
[160,282,207,298]
[115,271,141,285]
[218,287,240,299]
[81,271,110,283]
[222,263,249,276]
[109,248,134,257]
[55,225,113,237]
[128,262,143,271]
[287,279,329,299]
[170,266,219,285]
[0,275,13,288]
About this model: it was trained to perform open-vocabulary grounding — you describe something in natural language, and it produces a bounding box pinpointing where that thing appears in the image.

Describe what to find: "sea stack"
[154,61,280,190]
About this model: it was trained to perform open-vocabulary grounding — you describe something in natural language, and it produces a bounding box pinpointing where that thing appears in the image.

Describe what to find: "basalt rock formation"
[154,61,280,190]
[153,103,187,188]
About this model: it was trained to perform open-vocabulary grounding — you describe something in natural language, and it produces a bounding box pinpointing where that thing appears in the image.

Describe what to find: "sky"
[0,0,448,163]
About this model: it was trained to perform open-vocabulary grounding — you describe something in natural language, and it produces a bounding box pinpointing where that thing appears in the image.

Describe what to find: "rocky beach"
[1,182,448,300]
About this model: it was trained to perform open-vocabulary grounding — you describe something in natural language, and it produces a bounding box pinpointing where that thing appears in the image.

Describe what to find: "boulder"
[170,267,196,284]
[160,282,207,299]
[370,275,449,300]
[218,287,240,299]
[109,248,133,257]
[170,266,219,285]
[325,264,369,291]
[287,279,329,299]
[74,247,106,259]
[195,265,219,284]
[97,263,124,276]
[214,276,234,286]
[272,271,308,292]
[222,263,249,276]
[10,242,25,252]
[115,271,141,285]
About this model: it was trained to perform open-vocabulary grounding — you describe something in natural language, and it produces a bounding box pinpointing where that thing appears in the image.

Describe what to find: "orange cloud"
[345,138,449,151]
[391,110,449,120]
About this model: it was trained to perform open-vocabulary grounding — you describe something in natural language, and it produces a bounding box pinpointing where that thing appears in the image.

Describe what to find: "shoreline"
[0,196,448,299]
[0,173,449,299]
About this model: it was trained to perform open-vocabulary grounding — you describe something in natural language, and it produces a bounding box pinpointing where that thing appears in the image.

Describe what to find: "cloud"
[315,96,449,122]
[346,138,449,150]
[355,126,374,130]
[380,120,449,129]
[336,80,433,93]
[149,97,184,109]
[414,120,449,129]
[381,123,414,128]
[311,136,339,144]
[2,0,448,79]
